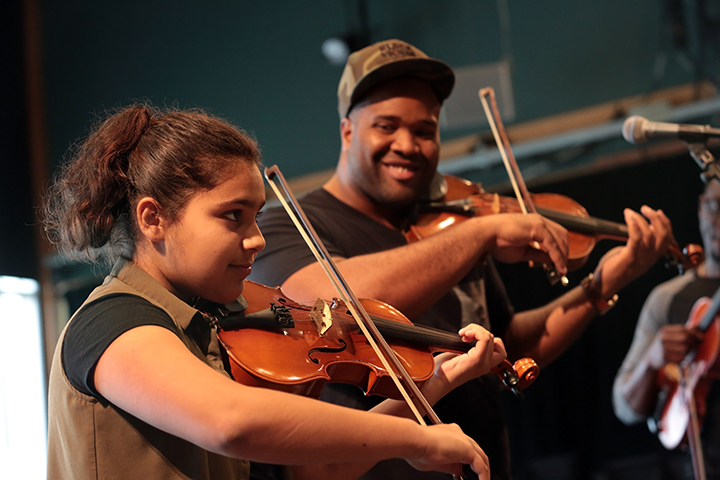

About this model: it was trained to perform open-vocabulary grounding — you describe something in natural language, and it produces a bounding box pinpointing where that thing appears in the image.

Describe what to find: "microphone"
[622,115,720,144]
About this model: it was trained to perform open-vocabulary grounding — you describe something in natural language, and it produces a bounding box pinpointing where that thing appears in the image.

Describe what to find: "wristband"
[580,272,618,315]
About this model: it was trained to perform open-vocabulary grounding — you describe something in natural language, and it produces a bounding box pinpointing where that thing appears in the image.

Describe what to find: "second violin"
[406,174,704,273]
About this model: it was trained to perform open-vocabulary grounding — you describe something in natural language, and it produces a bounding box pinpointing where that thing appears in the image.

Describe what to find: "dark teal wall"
[41,1,697,179]
[42,1,347,178]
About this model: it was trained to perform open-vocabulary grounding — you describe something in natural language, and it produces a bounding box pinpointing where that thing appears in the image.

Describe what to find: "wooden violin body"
[210,280,539,400]
[406,174,704,273]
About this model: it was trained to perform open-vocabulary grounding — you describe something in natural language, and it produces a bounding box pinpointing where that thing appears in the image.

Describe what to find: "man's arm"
[504,206,675,366]
[282,211,568,319]
[614,320,704,421]
[612,279,676,424]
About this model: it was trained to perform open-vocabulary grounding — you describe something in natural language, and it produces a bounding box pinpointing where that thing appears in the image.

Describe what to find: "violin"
[204,280,539,400]
[405,174,704,273]
[652,288,720,480]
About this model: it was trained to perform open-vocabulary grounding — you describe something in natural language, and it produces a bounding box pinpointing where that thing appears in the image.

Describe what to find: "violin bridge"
[310,299,333,336]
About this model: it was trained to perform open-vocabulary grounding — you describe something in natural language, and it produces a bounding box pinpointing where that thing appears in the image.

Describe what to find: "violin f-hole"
[308,339,348,364]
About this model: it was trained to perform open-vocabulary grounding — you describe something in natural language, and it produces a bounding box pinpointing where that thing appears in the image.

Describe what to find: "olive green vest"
[46,259,250,480]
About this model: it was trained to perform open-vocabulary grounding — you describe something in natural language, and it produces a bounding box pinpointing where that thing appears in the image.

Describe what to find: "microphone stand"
[686,141,720,184]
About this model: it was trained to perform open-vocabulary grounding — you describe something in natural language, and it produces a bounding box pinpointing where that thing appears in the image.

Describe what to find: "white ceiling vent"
[440,60,515,130]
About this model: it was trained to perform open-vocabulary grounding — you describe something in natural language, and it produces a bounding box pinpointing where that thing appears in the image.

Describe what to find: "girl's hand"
[422,324,507,401]
[404,422,490,479]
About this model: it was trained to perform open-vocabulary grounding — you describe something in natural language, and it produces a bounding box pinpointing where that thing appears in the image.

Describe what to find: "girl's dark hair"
[43,103,261,264]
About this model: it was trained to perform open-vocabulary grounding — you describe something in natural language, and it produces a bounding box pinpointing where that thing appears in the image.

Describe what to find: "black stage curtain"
[0,1,36,280]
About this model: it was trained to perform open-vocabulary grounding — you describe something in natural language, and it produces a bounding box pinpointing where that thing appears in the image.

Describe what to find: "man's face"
[341,78,442,208]
[699,179,720,263]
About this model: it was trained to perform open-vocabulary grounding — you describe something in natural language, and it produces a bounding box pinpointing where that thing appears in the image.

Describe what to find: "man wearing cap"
[250,39,673,479]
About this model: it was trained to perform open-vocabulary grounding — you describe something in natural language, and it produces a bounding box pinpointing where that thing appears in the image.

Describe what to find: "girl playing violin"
[42,103,506,480]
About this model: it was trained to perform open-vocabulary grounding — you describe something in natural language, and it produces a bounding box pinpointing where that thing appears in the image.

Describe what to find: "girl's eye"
[224,210,241,221]
[255,210,264,220]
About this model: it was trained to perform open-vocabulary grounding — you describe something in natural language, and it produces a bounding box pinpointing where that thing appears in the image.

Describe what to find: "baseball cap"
[337,39,455,119]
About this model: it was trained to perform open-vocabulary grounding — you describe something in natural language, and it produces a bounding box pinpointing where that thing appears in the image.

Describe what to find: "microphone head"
[622,115,649,144]
[623,115,653,144]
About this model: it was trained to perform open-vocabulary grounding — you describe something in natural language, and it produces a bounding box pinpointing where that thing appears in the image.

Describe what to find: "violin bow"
[264,165,443,426]
[479,87,569,286]
[479,88,533,215]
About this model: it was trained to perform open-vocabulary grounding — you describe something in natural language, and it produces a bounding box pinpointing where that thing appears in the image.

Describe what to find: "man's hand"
[593,206,674,295]
[647,324,705,369]
[483,213,569,276]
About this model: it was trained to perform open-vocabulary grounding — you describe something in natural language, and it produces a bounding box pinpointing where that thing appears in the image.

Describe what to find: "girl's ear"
[136,197,165,242]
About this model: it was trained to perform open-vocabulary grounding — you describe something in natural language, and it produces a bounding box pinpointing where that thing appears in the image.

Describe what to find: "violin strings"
[365,317,469,352]
[285,297,468,352]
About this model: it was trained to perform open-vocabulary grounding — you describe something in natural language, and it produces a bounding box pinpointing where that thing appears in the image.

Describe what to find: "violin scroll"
[513,357,540,389]
[491,357,539,398]
[665,242,705,274]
